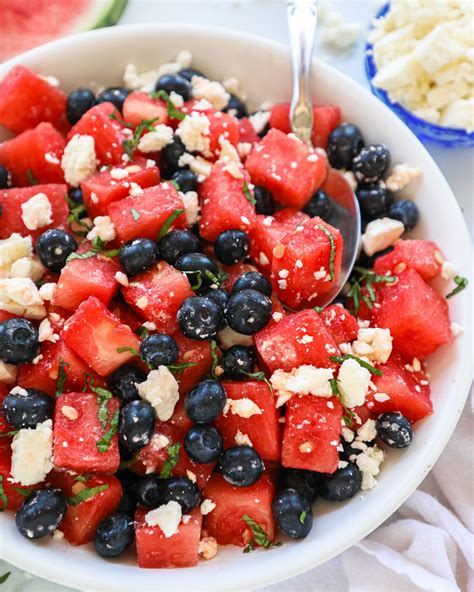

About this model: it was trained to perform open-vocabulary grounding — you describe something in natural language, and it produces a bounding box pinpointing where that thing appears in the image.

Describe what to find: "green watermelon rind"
[91,0,129,29]
[69,0,128,33]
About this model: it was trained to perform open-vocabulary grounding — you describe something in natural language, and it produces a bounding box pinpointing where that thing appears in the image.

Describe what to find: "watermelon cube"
[61,296,140,376]
[81,157,161,218]
[135,507,202,568]
[173,333,213,397]
[245,128,328,208]
[271,217,343,308]
[373,269,451,360]
[53,392,120,474]
[207,111,240,160]
[254,309,340,374]
[0,65,67,134]
[249,208,310,272]
[319,305,359,345]
[215,381,281,461]
[53,246,120,311]
[374,239,444,281]
[203,474,276,547]
[281,395,343,473]
[0,123,65,187]
[0,445,42,511]
[198,162,257,241]
[48,471,122,545]
[237,117,261,149]
[0,183,69,240]
[269,103,341,149]
[122,261,193,334]
[67,102,128,165]
[122,91,169,127]
[108,182,186,243]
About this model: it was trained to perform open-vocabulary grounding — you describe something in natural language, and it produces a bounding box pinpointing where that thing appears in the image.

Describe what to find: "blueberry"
[66,88,96,125]
[158,229,202,265]
[272,489,313,539]
[352,144,391,183]
[175,253,220,290]
[36,229,78,272]
[119,238,159,277]
[224,94,248,119]
[140,333,179,368]
[178,67,205,82]
[339,439,367,463]
[279,469,319,504]
[108,364,147,405]
[232,272,272,297]
[96,87,130,112]
[253,186,276,215]
[225,289,272,335]
[161,476,201,513]
[303,189,333,220]
[177,296,223,341]
[155,74,192,100]
[119,400,156,452]
[0,165,10,189]
[356,184,394,221]
[171,169,198,193]
[0,319,39,364]
[376,412,413,449]
[161,136,187,176]
[68,187,84,207]
[2,388,53,429]
[357,245,394,269]
[136,474,165,508]
[116,470,139,516]
[328,123,365,170]
[15,488,67,539]
[184,424,223,464]
[200,288,229,313]
[214,230,250,265]
[317,464,362,501]
[94,512,135,558]
[388,200,419,231]
[221,346,255,380]
[184,380,227,423]
[220,446,264,487]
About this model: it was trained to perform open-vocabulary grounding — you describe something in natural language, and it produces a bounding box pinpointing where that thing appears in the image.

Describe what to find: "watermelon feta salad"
[0,52,468,568]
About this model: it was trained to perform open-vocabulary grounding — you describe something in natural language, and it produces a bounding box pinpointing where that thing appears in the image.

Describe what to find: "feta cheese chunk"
[191,76,230,110]
[0,234,32,274]
[20,193,53,230]
[271,366,334,401]
[136,366,179,421]
[61,134,98,187]
[361,218,404,257]
[138,124,174,153]
[225,398,263,419]
[385,164,422,192]
[145,500,182,538]
[11,420,53,486]
[176,112,211,156]
[10,256,44,283]
[87,216,116,243]
[0,277,45,319]
[180,190,200,226]
[353,327,393,364]
[200,499,216,515]
[337,358,371,408]
[198,536,218,560]
[356,444,385,491]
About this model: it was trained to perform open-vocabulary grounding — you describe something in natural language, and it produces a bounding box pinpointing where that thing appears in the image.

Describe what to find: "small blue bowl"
[365,3,474,147]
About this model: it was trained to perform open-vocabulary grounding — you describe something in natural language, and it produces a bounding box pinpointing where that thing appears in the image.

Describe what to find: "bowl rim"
[0,22,472,592]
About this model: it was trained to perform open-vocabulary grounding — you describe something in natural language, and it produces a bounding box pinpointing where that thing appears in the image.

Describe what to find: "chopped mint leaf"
[74,475,90,483]
[167,362,197,375]
[329,379,355,426]
[348,266,397,316]
[314,306,325,313]
[131,208,141,221]
[151,90,187,121]
[446,275,468,299]
[136,326,150,339]
[317,224,336,280]
[120,116,161,158]
[329,353,382,376]
[159,443,181,478]
[242,514,281,552]
[210,339,220,379]
[299,511,307,524]
[242,179,256,206]
[0,430,19,438]
[12,487,34,497]
[108,112,135,128]
[26,169,38,186]
[183,269,203,292]
[0,572,11,584]
[68,484,109,506]
[157,208,184,240]
[170,179,180,191]
[66,237,119,263]
[96,411,120,453]
[90,385,113,431]
[55,357,69,398]
[0,475,7,511]
[116,346,139,356]
[119,456,137,470]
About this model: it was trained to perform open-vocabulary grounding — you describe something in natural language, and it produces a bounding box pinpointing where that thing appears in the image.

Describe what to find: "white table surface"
[1,1,472,590]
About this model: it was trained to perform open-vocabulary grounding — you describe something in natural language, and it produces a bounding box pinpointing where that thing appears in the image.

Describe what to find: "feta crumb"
[337,358,371,408]
[145,500,182,537]
[11,420,53,486]
[10,256,44,283]
[20,193,52,230]
[361,218,405,257]
[385,164,422,192]
[200,499,216,515]
[61,134,98,187]
[61,405,79,420]
[87,216,116,243]
[180,190,200,226]
[38,318,58,343]
[136,295,148,310]
[234,430,253,447]
[356,419,377,442]
[151,433,170,451]
[176,112,211,155]
[0,277,45,319]
[441,261,456,280]
[273,365,334,399]
[191,76,230,110]
[353,327,393,364]
[272,311,283,323]
[356,445,385,491]
[374,392,391,402]
[451,322,464,337]
[225,398,263,419]
[138,124,174,153]
[198,536,218,560]
[52,529,64,540]
[0,234,33,274]
[341,426,355,443]
[186,470,197,483]
[115,271,129,287]
[248,110,271,134]
[142,321,156,331]
[110,167,129,180]
[136,366,179,421]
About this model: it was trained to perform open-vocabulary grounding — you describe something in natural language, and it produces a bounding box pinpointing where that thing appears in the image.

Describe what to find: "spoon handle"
[287,0,318,146]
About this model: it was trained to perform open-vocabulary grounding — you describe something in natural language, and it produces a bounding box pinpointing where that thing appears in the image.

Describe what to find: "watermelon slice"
[0,0,128,63]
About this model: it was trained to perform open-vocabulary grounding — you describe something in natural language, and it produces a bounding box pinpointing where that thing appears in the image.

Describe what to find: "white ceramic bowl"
[0,24,471,592]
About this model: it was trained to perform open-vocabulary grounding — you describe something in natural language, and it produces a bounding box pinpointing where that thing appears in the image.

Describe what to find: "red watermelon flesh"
[320,304,359,345]
[374,239,444,281]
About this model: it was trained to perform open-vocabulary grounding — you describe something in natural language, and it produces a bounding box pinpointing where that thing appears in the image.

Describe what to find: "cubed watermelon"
[122,261,193,334]
[374,239,444,281]
[0,65,67,134]
[61,296,140,376]
[373,269,451,360]
[53,392,120,474]
[173,333,213,396]
[0,123,65,186]
[122,91,169,127]
[282,395,343,473]
[237,117,261,148]
[254,309,340,373]
[245,128,328,208]
[108,182,186,243]
[198,162,257,241]
[271,217,343,308]
[320,305,359,345]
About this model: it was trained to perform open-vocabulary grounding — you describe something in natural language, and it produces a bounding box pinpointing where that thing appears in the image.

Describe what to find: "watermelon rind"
[70,0,129,33]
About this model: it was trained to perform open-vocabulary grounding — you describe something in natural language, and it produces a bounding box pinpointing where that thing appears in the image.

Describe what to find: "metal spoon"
[287,0,361,307]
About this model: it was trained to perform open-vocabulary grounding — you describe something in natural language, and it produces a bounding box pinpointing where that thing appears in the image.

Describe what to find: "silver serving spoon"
[287,0,361,307]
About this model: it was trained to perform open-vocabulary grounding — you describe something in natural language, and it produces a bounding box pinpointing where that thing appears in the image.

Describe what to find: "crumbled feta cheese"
[385,164,422,192]
[52,529,64,541]
[141,321,156,331]
[271,366,334,401]
[0,361,18,384]
[225,398,263,419]
[115,271,129,287]
[0,234,33,275]
[356,419,377,442]
[341,426,355,443]
[20,193,52,230]
[451,322,464,337]
[0,277,45,319]
[198,536,218,560]
[87,216,116,243]
[10,256,44,283]
[176,112,211,155]
[180,191,200,226]
[319,4,362,50]
[150,433,170,451]
[136,296,148,310]
[218,137,241,164]
[138,124,174,153]
[353,327,393,364]
[169,91,184,108]
[374,392,391,403]
[222,76,246,100]
[110,167,129,180]
[38,318,58,343]
[441,261,456,280]
[356,444,385,491]
[248,110,271,134]
[200,499,216,515]
[217,325,254,349]
[191,76,230,110]
[234,430,253,447]
[61,405,79,420]
[361,218,405,257]
[136,366,179,421]
[61,134,98,187]
[337,358,371,408]
[145,500,182,538]
[11,420,53,486]
[38,282,56,302]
